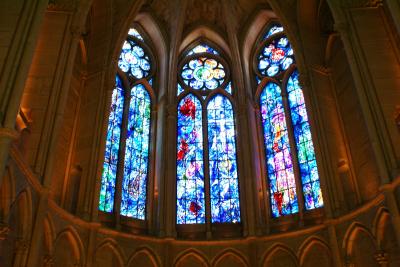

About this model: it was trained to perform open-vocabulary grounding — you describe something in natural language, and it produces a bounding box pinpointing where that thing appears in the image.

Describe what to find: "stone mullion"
[147,106,158,234]
[281,84,304,224]
[202,103,212,237]
[113,88,131,227]
[0,0,48,186]
[327,0,396,184]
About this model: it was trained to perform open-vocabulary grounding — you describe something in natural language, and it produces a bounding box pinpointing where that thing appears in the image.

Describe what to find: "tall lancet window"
[176,43,241,224]
[255,23,323,218]
[99,27,154,220]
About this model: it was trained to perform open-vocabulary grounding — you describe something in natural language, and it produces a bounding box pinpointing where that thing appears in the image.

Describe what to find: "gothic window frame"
[98,24,158,231]
[253,21,324,224]
[175,39,243,238]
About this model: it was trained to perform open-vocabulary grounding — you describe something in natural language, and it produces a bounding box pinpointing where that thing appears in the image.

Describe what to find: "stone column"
[386,0,400,35]
[13,239,30,267]
[382,185,400,247]
[0,0,48,185]
[327,0,395,184]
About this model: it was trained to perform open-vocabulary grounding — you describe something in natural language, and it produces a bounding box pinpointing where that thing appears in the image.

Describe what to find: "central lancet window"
[255,23,323,217]
[176,43,241,224]
[99,27,154,220]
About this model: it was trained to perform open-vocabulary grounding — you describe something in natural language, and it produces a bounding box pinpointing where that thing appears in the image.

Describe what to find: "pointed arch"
[180,26,231,59]
[212,248,248,267]
[43,214,56,255]
[54,226,85,265]
[95,238,125,267]
[174,248,209,267]
[128,246,160,267]
[298,236,332,267]
[342,221,376,255]
[99,22,157,222]
[262,244,298,267]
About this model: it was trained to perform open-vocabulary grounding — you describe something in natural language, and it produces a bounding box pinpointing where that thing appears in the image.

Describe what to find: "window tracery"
[255,23,323,217]
[99,27,154,220]
[176,42,241,224]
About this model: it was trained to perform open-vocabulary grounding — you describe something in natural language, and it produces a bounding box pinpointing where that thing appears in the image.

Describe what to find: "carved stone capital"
[43,255,54,267]
[374,250,389,265]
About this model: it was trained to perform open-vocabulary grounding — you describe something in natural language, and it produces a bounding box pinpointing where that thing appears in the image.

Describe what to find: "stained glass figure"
[264,24,284,39]
[257,36,294,77]
[208,95,241,223]
[287,71,323,210]
[120,84,151,219]
[181,57,226,91]
[188,44,219,55]
[176,94,205,224]
[99,76,125,212]
[260,82,298,217]
[118,40,151,79]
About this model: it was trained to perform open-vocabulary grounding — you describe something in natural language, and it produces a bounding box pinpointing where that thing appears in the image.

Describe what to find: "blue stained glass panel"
[181,57,226,91]
[118,40,151,79]
[120,84,151,219]
[187,44,219,55]
[99,76,125,212]
[128,27,144,40]
[287,71,323,210]
[176,94,205,224]
[207,95,241,223]
[264,24,284,39]
[260,82,298,217]
[257,36,295,77]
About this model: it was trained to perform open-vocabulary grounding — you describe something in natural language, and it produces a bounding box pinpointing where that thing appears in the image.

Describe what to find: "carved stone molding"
[341,0,383,8]
[374,250,389,265]
[43,255,54,267]
[47,0,76,12]
[0,127,19,140]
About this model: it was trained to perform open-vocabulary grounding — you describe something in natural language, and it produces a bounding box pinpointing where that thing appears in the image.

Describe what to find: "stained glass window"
[176,95,205,224]
[256,23,323,218]
[208,95,240,223]
[99,27,154,220]
[177,42,241,224]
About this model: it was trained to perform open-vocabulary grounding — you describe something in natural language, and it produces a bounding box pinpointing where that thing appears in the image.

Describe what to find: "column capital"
[374,250,389,266]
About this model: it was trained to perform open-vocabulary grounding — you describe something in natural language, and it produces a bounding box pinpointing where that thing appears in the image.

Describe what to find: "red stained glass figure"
[271,48,285,62]
[179,97,196,119]
[177,139,189,160]
[189,201,201,216]
[273,191,284,215]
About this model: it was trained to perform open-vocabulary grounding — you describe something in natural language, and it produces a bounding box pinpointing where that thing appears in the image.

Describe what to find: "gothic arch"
[342,221,376,254]
[373,207,390,247]
[298,236,332,267]
[262,244,298,267]
[54,226,85,265]
[95,238,125,267]
[43,214,56,255]
[180,26,231,59]
[128,246,160,267]
[174,248,209,267]
[343,222,379,267]
[212,248,248,267]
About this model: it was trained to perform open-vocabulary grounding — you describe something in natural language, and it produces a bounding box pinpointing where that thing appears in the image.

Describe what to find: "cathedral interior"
[0,0,400,266]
